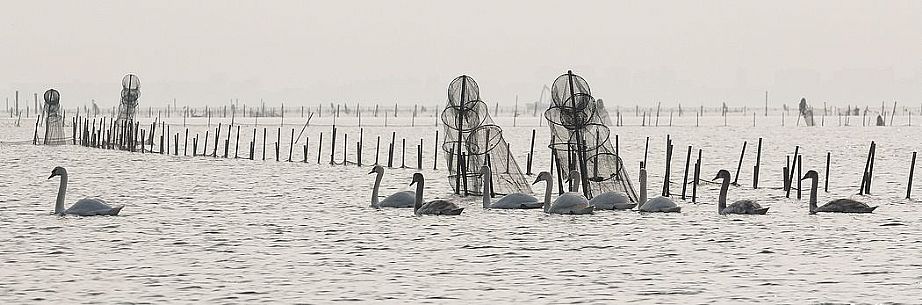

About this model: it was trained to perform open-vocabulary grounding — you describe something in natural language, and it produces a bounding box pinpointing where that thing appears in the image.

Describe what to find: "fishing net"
[441,75,531,196]
[544,71,638,202]
[42,89,68,145]
[798,98,815,126]
[116,74,140,123]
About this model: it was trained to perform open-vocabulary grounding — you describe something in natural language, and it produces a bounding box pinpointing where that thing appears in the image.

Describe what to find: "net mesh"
[441,75,531,196]
[799,98,815,126]
[42,89,68,145]
[117,74,140,123]
[544,71,638,202]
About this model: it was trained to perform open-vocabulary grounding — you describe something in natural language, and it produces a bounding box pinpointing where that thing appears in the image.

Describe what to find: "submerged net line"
[42,89,68,145]
[441,75,531,196]
[544,71,638,202]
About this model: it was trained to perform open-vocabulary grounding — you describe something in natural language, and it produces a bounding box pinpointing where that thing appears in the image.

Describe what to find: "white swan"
[410,173,464,215]
[589,192,636,210]
[532,171,593,215]
[369,165,415,208]
[802,170,877,214]
[714,169,768,215]
[480,166,542,209]
[48,167,123,216]
[637,168,681,213]
[584,172,635,211]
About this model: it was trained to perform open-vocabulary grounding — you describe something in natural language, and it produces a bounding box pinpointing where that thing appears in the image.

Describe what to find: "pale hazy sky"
[2,0,920,108]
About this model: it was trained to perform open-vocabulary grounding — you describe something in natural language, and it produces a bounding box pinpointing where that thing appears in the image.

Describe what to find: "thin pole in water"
[317,132,323,164]
[681,145,692,200]
[691,149,701,203]
[526,129,535,175]
[289,128,294,162]
[825,152,831,192]
[908,151,917,199]
[753,138,762,189]
[795,156,803,200]
[732,141,747,185]
[417,139,423,169]
[375,136,381,165]
[643,136,650,167]
[433,130,439,170]
[785,146,799,197]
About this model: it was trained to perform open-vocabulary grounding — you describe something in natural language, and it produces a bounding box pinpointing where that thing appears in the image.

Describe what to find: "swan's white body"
[636,168,681,213]
[480,166,542,209]
[532,171,593,215]
[411,173,463,216]
[49,167,123,216]
[369,165,415,208]
[715,169,768,215]
[588,192,636,210]
[803,170,876,214]
[492,193,543,209]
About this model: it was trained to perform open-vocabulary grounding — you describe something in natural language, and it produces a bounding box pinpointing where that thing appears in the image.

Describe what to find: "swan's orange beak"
[532,177,541,185]
[47,173,56,179]
[367,169,375,175]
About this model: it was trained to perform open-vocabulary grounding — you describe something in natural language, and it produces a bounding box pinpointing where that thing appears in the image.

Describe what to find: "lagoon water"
[1,113,920,304]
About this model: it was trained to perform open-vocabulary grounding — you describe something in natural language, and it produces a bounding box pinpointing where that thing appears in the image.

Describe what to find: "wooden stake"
[681,145,691,200]
[908,151,916,199]
[732,141,747,185]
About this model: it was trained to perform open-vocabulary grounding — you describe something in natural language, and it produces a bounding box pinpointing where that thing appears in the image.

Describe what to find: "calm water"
[1,114,921,304]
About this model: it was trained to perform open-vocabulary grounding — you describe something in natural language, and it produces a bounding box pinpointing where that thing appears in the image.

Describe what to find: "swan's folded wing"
[65,198,114,215]
[379,191,415,208]
[552,193,588,209]
[495,193,539,206]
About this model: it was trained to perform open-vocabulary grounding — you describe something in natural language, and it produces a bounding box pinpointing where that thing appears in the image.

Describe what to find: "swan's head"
[480,165,491,175]
[533,171,551,185]
[713,169,731,181]
[802,170,819,181]
[48,166,66,179]
[410,172,424,186]
[567,170,580,183]
[368,165,383,175]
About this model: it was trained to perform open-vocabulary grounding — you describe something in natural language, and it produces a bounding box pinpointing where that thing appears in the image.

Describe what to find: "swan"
[802,170,877,214]
[637,168,681,213]
[532,171,593,215]
[368,165,415,208]
[48,166,123,216]
[480,166,542,209]
[713,169,768,215]
[588,188,636,210]
[410,173,464,215]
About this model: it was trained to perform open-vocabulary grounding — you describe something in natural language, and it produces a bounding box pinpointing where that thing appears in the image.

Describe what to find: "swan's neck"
[639,169,647,204]
[569,171,580,193]
[808,176,818,213]
[414,178,424,213]
[718,176,729,213]
[482,170,491,208]
[55,173,68,214]
[543,175,553,212]
[371,171,383,208]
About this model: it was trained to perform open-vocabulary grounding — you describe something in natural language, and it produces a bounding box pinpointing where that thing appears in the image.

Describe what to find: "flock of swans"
[43,163,878,217]
[366,165,879,216]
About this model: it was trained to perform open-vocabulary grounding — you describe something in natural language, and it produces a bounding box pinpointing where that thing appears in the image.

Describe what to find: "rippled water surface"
[1,115,921,304]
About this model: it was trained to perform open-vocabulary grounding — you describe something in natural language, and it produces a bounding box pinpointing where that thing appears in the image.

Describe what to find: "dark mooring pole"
[455,76,466,195]
[567,71,591,198]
